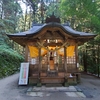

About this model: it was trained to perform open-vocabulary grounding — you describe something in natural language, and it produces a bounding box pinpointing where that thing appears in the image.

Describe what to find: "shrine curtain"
[57,46,75,57]
[28,46,47,57]
[28,46,75,57]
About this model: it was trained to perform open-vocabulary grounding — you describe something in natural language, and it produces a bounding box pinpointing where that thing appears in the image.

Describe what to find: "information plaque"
[18,62,29,85]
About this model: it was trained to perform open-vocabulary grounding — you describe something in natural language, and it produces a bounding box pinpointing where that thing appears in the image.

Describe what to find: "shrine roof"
[7,22,96,37]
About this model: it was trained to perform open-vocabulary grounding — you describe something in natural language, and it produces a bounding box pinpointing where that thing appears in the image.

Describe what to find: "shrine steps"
[29,76,65,85]
[45,83,63,87]
[40,76,65,84]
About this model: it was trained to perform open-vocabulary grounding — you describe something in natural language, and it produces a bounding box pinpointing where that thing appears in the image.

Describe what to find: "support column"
[38,47,41,77]
[47,51,50,71]
[25,45,29,62]
[64,46,67,72]
[97,45,100,77]
[75,43,78,69]
[37,47,42,86]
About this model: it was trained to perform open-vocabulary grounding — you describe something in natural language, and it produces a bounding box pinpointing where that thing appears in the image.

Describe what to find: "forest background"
[0,0,100,78]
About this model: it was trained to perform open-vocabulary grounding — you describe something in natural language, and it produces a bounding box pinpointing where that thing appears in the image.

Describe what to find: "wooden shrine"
[7,15,96,85]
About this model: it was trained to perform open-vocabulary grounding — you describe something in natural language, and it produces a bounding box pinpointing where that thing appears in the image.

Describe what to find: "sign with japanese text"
[18,62,29,85]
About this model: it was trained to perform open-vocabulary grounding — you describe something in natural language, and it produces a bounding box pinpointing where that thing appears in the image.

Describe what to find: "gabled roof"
[7,22,96,46]
[7,22,96,37]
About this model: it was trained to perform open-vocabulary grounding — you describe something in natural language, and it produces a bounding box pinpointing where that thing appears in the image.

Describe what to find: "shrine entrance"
[28,36,77,84]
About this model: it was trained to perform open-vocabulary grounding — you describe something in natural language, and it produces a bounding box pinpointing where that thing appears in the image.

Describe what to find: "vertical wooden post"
[25,45,29,62]
[64,46,67,72]
[83,47,87,72]
[47,51,49,71]
[97,45,100,77]
[38,47,41,78]
[75,43,78,69]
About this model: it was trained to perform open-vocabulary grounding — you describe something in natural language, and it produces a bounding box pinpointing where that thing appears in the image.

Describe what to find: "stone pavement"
[26,86,86,98]
[1,73,100,100]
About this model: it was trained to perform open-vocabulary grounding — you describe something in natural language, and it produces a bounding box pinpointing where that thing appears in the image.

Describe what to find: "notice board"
[18,62,29,85]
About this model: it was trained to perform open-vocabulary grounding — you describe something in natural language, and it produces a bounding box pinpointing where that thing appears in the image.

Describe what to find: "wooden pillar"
[38,47,41,78]
[75,43,78,69]
[83,45,87,72]
[47,51,50,71]
[97,45,100,77]
[64,46,67,72]
[25,45,29,62]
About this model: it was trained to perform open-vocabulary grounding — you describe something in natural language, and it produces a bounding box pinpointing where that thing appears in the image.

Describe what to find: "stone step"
[46,83,62,87]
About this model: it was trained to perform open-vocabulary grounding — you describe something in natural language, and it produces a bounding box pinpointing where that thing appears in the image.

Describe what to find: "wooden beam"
[44,42,63,47]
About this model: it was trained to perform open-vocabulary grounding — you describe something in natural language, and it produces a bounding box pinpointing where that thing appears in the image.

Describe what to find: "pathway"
[0,73,100,100]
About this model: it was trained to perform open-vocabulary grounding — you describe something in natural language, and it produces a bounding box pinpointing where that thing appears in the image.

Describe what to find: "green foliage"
[60,0,100,76]
[0,0,24,78]
[1,0,100,78]
[95,35,100,43]
[90,16,100,32]
[0,0,22,33]
[79,65,84,71]
[79,41,100,75]
[45,1,60,17]
[60,0,100,34]
[0,44,24,78]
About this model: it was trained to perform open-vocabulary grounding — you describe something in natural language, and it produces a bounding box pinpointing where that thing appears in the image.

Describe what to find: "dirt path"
[0,73,100,100]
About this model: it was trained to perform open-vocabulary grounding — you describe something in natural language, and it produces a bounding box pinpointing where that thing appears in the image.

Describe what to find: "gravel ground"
[0,73,100,100]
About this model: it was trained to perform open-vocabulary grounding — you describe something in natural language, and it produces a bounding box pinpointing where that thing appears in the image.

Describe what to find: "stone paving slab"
[27,86,77,92]
[65,92,86,98]
[26,86,86,98]
[27,91,86,98]
[27,92,51,97]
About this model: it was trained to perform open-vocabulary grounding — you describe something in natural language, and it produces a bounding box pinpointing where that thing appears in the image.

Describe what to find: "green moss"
[37,83,42,87]
[64,82,69,87]
[64,81,77,86]
[67,82,77,86]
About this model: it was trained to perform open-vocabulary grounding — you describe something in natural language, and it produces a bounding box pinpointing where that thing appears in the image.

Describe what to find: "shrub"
[0,44,24,78]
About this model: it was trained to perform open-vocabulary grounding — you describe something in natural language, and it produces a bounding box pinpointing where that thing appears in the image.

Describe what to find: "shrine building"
[7,15,96,85]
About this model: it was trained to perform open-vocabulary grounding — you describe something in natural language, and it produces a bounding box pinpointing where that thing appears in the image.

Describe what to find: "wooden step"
[41,77,64,84]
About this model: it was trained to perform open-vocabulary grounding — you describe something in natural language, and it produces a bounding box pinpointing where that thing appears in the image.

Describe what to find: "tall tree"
[26,0,61,23]
[0,0,22,45]
[60,0,100,34]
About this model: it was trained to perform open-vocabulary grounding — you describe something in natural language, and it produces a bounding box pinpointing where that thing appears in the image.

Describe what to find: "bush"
[0,44,24,78]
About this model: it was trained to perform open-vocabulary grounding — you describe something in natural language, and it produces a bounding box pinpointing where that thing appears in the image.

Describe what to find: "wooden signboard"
[18,62,29,85]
